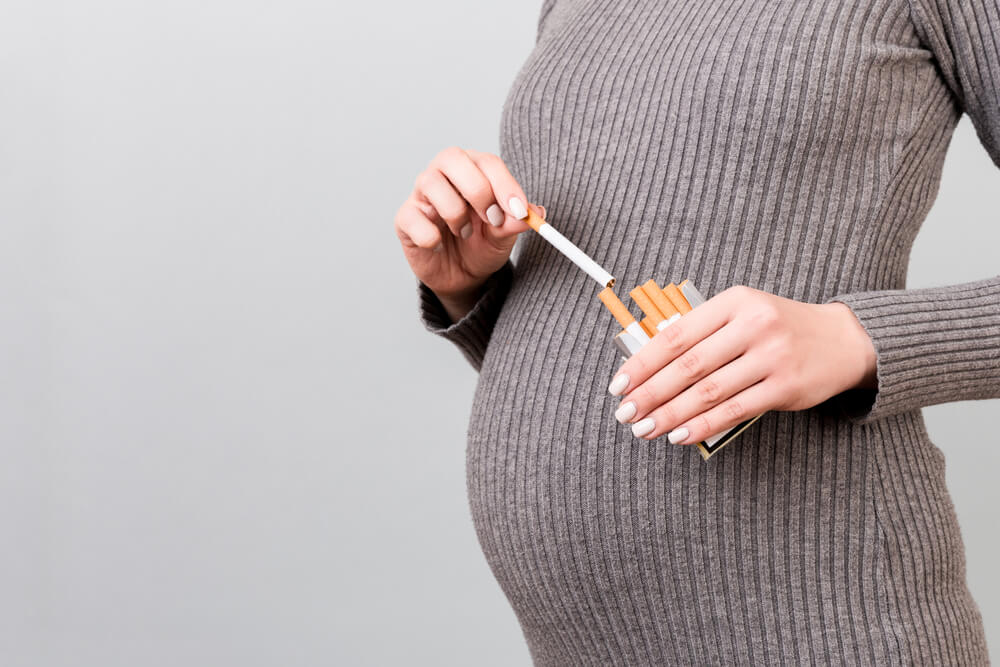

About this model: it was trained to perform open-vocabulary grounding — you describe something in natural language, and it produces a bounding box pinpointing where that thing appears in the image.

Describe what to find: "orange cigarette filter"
[639,317,656,338]
[598,286,636,329]
[663,283,693,314]
[642,280,678,319]
[524,207,546,232]
[629,285,665,325]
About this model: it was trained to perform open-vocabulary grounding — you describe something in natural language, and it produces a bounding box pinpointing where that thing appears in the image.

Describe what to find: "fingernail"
[486,204,505,226]
[667,427,689,444]
[608,373,629,395]
[614,401,636,423]
[460,223,472,239]
[508,197,528,219]
[632,418,655,437]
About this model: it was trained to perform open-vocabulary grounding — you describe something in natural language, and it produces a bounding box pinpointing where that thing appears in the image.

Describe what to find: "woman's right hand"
[394,147,539,323]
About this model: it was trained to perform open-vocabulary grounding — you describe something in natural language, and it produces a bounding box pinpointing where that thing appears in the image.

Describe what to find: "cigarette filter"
[526,208,615,288]
[630,285,665,326]
[663,283,693,314]
[642,280,682,331]
[640,317,656,338]
[599,286,650,343]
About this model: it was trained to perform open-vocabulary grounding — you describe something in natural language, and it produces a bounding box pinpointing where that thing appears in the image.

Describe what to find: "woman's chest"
[502,0,935,188]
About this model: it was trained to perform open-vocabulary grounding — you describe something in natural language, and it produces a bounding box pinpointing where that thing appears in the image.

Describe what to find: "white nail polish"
[486,204,505,226]
[614,401,637,423]
[608,373,629,395]
[508,197,528,219]
[460,223,472,239]
[667,427,689,444]
[632,418,655,437]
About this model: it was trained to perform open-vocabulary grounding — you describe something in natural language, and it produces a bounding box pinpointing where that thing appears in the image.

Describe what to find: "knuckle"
[440,206,467,225]
[764,333,793,362]
[722,398,746,422]
[414,170,430,191]
[748,302,781,330]
[635,382,657,409]
[724,284,752,300]
[693,413,713,437]
[698,377,723,404]
[470,181,493,205]
[657,320,685,352]
[631,353,652,378]
[480,151,501,166]
[677,352,702,380]
[774,376,800,408]
[656,402,678,427]
[437,145,464,163]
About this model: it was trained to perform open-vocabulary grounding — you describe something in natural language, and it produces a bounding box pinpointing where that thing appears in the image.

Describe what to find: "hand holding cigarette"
[607,285,877,447]
[394,147,539,323]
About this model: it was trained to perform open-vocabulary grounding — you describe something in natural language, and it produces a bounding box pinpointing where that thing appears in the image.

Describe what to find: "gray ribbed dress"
[417,0,999,663]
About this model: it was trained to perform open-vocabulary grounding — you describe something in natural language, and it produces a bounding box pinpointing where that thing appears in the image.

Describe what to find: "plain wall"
[0,1,996,665]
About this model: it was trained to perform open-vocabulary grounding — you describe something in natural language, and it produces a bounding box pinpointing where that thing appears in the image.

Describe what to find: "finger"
[641,376,775,446]
[466,149,531,236]
[616,320,751,422]
[625,353,769,441]
[395,202,443,250]
[432,147,499,225]
[608,292,738,396]
[416,169,473,238]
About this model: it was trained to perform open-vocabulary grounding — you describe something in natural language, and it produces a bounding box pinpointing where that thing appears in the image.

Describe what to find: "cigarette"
[663,283,693,314]
[630,285,665,327]
[598,286,650,344]
[679,279,707,308]
[643,280,682,331]
[526,208,615,288]
[614,330,644,358]
[640,317,656,338]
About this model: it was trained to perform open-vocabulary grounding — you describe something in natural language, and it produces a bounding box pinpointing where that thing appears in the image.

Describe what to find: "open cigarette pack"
[601,278,764,460]
[522,206,762,459]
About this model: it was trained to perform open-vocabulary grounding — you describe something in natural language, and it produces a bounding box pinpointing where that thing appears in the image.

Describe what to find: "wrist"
[826,302,877,391]
[434,281,487,324]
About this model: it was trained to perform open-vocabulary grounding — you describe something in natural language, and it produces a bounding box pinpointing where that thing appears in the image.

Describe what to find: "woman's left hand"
[608,285,878,444]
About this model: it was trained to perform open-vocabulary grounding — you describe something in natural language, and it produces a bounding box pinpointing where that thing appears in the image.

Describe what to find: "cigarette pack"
[520,205,762,459]
[608,279,764,460]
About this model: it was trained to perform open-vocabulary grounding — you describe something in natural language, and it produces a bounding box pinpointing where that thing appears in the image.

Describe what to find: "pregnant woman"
[394,0,997,663]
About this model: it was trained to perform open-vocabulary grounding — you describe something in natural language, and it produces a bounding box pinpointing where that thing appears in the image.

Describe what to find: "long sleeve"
[823,0,1000,425]
[416,260,514,372]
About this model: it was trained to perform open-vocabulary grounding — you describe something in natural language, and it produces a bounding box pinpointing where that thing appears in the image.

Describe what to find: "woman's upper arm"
[909,0,1000,165]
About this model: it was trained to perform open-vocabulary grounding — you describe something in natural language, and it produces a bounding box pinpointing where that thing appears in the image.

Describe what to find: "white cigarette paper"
[536,223,615,288]
[625,321,651,344]
[655,313,682,331]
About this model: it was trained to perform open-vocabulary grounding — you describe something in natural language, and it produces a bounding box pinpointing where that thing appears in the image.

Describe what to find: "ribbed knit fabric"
[417,0,999,663]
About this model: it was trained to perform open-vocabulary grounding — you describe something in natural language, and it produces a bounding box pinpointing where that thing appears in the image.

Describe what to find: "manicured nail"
[508,197,528,219]
[632,418,655,437]
[486,204,505,226]
[667,427,689,444]
[460,223,472,239]
[614,401,636,423]
[608,373,629,395]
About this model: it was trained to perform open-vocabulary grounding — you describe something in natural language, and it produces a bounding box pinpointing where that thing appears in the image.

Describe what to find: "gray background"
[0,1,996,665]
